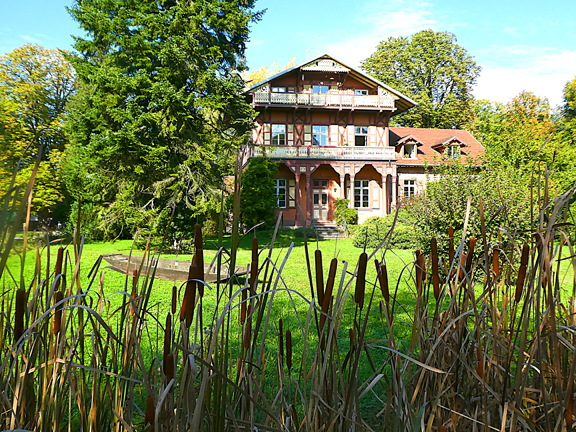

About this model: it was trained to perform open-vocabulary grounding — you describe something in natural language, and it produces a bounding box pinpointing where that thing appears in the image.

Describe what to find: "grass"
[2,160,576,431]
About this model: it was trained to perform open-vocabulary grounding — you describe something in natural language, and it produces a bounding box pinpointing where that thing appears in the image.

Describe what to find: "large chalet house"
[244,53,484,226]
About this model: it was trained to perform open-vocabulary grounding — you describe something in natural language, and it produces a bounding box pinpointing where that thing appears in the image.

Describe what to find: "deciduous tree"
[362,30,481,129]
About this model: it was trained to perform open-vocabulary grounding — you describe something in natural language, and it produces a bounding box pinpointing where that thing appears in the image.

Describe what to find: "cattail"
[250,237,258,293]
[243,318,252,350]
[52,291,64,335]
[320,258,337,331]
[241,286,247,325]
[515,244,530,303]
[415,250,424,292]
[465,237,476,274]
[180,263,196,326]
[439,426,447,432]
[431,238,440,301]
[171,285,177,315]
[145,395,155,427]
[379,263,389,303]
[278,319,284,361]
[355,252,367,309]
[194,224,204,297]
[14,288,26,343]
[458,254,466,279]
[448,226,455,266]
[493,247,500,277]
[476,347,484,379]
[54,246,64,291]
[165,353,174,383]
[349,327,356,350]
[286,329,292,371]
[315,249,324,306]
[163,314,171,365]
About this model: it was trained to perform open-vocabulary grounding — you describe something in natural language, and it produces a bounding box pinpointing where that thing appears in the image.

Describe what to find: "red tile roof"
[389,127,484,165]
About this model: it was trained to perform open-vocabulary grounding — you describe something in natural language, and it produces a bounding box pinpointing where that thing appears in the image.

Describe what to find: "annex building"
[245,53,484,226]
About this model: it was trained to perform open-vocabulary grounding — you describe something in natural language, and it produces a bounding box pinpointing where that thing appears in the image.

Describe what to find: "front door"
[313,179,329,220]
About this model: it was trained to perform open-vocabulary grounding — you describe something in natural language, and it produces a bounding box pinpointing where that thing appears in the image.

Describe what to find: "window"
[354,89,368,95]
[274,179,286,208]
[403,180,416,199]
[403,143,416,158]
[271,124,286,145]
[447,145,460,159]
[355,126,368,146]
[312,85,328,94]
[312,125,329,146]
[354,180,370,208]
[271,86,286,93]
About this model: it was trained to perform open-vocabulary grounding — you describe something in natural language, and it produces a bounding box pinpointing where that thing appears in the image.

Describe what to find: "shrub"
[333,198,358,226]
[352,210,418,250]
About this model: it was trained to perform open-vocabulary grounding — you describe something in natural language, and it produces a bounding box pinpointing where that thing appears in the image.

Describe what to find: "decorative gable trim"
[431,136,466,150]
[301,59,349,73]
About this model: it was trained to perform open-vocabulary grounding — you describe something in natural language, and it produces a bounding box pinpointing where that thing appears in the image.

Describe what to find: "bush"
[352,210,418,250]
[333,198,358,226]
[240,158,278,229]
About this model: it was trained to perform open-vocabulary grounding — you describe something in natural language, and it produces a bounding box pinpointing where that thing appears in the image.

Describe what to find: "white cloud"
[474,48,576,107]
[20,35,41,43]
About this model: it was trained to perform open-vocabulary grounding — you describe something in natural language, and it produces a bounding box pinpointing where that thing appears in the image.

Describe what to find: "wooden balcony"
[252,92,395,109]
[252,145,396,160]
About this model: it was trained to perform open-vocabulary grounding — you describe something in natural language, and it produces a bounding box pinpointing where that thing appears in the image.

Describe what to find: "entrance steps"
[311,221,345,240]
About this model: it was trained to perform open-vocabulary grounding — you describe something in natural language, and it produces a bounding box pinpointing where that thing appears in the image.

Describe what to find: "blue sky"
[1,0,574,107]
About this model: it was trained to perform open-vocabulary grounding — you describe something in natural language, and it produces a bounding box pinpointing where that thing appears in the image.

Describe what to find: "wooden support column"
[340,175,345,199]
[349,173,355,208]
[381,173,386,216]
[295,170,301,226]
[392,175,398,208]
[306,171,312,225]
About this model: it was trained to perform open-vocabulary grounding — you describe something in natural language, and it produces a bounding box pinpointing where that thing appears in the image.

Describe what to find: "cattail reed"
[431,238,440,301]
[54,246,64,291]
[465,237,476,274]
[194,224,204,297]
[493,247,500,277]
[171,285,177,315]
[165,353,174,383]
[250,237,258,293]
[286,329,292,372]
[567,393,573,430]
[14,288,26,343]
[320,258,337,331]
[163,314,171,365]
[476,347,484,379]
[315,249,324,306]
[515,244,530,303]
[448,226,455,265]
[180,263,196,326]
[131,269,137,316]
[415,250,424,292]
[145,395,154,428]
[52,291,64,335]
[355,252,367,310]
[349,327,356,350]
[243,318,252,350]
[376,261,389,304]
[240,285,247,325]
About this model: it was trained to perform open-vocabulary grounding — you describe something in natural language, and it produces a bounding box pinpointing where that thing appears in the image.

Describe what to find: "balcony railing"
[253,92,395,109]
[252,145,396,160]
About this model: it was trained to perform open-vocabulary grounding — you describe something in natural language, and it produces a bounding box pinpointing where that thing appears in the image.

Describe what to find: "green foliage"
[334,198,358,226]
[352,210,418,250]
[240,157,278,229]
[405,161,532,253]
[0,44,76,217]
[362,30,480,129]
[63,0,259,238]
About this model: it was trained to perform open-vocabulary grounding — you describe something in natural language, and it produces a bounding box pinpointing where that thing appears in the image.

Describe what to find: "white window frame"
[403,180,416,199]
[403,143,416,159]
[274,179,286,208]
[354,126,368,146]
[312,125,329,146]
[312,85,329,94]
[354,180,370,208]
[271,124,286,145]
[271,86,286,93]
[447,145,460,159]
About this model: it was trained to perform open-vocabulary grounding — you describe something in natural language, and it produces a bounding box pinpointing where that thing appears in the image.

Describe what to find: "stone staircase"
[311,221,345,240]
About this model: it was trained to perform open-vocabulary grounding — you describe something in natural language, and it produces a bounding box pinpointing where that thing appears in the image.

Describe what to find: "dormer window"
[403,143,416,159]
[271,86,286,93]
[447,145,460,159]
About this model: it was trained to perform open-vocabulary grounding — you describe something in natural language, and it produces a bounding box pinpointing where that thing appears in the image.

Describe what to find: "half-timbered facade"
[245,53,484,226]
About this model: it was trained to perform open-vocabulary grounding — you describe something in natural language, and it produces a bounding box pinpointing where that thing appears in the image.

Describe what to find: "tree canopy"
[242,57,296,89]
[0,44,76,217]
[63,0,260,240]
[362,30,481,129]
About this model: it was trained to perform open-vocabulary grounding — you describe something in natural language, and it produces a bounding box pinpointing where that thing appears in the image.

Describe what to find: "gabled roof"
[396,134,425,147]
[244,53,417,114]
[389,127,484,165]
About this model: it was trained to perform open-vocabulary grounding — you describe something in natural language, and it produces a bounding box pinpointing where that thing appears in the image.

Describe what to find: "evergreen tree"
[63,0,259,239]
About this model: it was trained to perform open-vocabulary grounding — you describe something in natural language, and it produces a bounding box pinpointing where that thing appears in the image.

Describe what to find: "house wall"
[354,164,384,224]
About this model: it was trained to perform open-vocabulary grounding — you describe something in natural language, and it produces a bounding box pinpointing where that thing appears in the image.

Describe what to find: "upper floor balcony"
[252,91,395,109]
[251,145,396,160]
